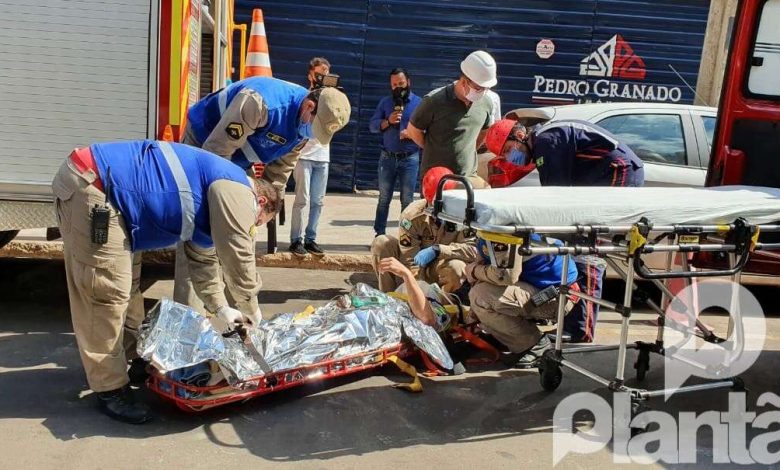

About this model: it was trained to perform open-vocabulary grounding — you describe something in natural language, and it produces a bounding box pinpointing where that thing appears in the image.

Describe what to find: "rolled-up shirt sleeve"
[188,180,260,317]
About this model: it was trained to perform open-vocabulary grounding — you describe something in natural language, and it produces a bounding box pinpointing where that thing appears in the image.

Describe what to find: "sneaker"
[304,240,325,257]
[289,240,307,258]
[513,335,552,369]
[127,358,149,385]
[96,387,152,424]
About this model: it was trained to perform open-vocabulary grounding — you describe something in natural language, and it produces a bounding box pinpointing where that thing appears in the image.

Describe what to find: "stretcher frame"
[147,345,413,412]
[431,176,780,416]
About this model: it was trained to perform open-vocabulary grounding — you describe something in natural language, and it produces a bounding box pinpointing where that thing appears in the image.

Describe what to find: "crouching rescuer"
[466,235,580,368]
[51,140,280,424]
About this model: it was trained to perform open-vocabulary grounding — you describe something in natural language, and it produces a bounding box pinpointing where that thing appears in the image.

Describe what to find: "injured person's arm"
[377,257,437,327]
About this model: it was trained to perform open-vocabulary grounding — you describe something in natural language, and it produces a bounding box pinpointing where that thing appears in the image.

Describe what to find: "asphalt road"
[1,258,778,469]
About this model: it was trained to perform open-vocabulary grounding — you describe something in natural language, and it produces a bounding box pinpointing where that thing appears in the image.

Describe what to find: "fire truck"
[0,0,246,248]
[702,0,780,277]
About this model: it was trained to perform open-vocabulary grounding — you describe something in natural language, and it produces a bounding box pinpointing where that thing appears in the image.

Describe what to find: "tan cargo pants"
[52,160,144,393]
[370,234,466,293]
[468,281,562,353]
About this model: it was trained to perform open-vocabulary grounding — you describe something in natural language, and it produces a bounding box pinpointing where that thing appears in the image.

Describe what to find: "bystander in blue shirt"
[369,94,422,154]
[369,68,423,236]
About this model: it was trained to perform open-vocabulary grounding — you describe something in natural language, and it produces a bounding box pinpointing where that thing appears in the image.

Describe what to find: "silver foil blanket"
[138,284,453,387]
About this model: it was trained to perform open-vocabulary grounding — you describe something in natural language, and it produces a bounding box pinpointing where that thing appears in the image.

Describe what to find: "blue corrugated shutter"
[234,1,368,191]
[235,0,710,191]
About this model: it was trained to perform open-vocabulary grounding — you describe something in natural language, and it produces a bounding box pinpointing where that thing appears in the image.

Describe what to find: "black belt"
[383,150,416,158]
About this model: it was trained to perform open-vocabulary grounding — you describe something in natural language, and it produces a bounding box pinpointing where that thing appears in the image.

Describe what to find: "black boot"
[513,335,552,369]
[96,387,152,424]
[128,358,150,385]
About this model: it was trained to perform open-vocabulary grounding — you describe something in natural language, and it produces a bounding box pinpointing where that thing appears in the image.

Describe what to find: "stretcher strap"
[387,355,423,393]
[451,325,500,364]
[420,351,449,377]
[293,305,316,322]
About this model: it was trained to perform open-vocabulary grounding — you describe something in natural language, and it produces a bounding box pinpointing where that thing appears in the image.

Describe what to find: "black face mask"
[392,86,410,104]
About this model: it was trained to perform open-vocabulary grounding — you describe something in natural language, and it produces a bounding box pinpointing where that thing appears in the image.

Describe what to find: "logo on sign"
[531,34,682,104]
[580,34,646,80]
[536,39,555,59]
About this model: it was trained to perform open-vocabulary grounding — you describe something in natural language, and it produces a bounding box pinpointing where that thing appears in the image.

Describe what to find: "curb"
[0,240,373,272]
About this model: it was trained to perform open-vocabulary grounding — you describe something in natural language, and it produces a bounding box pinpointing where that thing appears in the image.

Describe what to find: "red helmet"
[422,166,456,205]
[485,118,527,156]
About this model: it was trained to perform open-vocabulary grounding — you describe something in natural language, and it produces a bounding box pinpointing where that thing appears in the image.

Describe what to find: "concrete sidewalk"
[1,192,406,271]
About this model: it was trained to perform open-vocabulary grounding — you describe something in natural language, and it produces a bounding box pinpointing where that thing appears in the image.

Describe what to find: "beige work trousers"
[468,281,561,353]
[370,234,466,293]
[52,161,144,393]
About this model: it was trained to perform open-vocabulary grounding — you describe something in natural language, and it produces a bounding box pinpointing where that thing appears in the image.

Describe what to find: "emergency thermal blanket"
[441,185,780,227]
[137,284,453,387]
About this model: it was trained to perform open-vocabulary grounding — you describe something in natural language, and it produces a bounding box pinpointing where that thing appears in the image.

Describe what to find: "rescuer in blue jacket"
[178,76,351,313]
[183,76,351,188]
[465,235,579,368]
[51,140,282,424]
[485,118,644,187]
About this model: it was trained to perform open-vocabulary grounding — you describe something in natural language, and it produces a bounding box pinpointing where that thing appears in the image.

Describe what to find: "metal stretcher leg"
[614,257,635,386]
[553,254,571,353]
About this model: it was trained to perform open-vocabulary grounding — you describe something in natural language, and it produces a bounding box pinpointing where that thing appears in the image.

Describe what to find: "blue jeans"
[373,151,420,235]
[291,159,329,243]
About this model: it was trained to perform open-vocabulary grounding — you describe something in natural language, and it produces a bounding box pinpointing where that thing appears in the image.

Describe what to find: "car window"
[748,0,780,98]
[702,116,716,147]
[597,114,687,166]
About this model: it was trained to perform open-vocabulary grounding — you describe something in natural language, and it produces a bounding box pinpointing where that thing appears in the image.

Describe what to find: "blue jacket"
[92,140,252,251]
[531,120,644,187]
[187,76,309,169]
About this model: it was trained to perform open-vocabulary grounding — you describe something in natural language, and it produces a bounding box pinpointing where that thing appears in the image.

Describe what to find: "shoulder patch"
[226,123,244,140]
[399,233,412,247]
[266,132,287,145]
[400,219,412,231]
[249,224,257,237]
[535,156,544,167]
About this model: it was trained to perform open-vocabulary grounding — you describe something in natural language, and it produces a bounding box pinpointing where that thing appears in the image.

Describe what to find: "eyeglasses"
[464,76,486,92]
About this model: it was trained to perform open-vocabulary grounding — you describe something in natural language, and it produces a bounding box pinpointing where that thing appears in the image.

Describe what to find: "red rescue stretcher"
[147,345,412,412]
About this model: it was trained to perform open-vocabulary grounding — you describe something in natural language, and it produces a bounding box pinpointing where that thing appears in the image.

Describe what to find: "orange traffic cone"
[245,9,272,77]
[161,124,176,142]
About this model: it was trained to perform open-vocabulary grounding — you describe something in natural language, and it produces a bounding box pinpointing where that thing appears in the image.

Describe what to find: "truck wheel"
[0,230,19,250]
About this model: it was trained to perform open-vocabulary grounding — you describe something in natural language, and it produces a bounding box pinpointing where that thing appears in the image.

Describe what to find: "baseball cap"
[312,88,351,145]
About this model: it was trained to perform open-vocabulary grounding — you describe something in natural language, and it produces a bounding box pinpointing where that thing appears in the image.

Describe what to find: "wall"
[694,0,738,107]
[235,0,711,191]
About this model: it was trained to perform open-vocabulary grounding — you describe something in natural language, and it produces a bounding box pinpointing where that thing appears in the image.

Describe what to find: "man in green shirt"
[406,50,497,185]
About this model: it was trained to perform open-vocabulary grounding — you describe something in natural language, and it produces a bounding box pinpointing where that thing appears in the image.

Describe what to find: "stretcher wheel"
[539,355,563,392]
[634,349,650,382]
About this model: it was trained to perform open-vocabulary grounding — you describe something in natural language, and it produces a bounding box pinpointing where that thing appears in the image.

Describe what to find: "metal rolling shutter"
[0,0,153,199]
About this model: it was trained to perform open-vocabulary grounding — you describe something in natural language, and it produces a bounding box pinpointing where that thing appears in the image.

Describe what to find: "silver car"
[496,103,717,187]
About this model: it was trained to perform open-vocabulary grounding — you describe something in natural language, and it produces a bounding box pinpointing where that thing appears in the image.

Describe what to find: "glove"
[245,306,263,326]
[414,246,439,267]
[216,305,243,328]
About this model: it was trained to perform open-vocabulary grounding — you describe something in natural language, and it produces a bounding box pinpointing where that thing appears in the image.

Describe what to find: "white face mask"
[464,82,486,103]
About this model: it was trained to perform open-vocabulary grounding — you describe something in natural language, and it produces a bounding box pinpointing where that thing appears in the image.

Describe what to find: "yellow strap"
[387,355,423,393]
[293,305,316,322]
[477,230,525,245]
[387,291,409,302]
[751,227,761,252]
[628,225,647,255]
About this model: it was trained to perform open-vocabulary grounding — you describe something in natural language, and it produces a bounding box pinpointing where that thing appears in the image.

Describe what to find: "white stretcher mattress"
[440,186,780,227]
